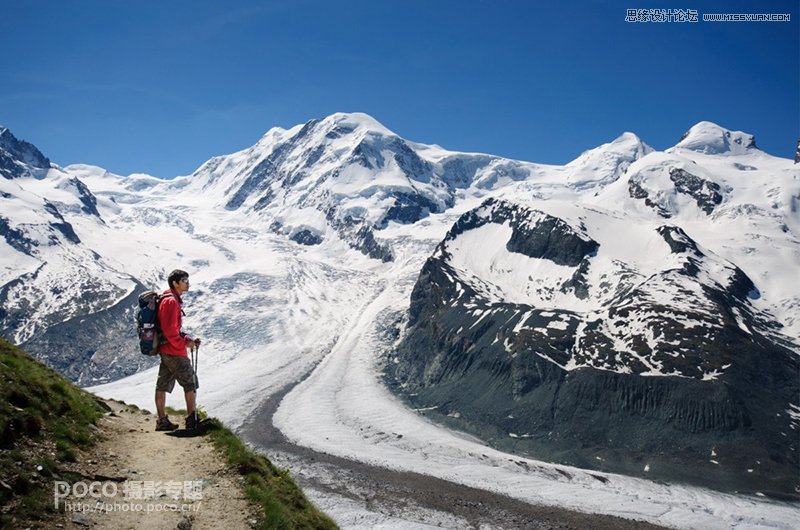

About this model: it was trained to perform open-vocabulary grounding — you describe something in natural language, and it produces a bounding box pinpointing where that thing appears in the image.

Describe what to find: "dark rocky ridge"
[437,198,598,267]
[326,211,394,262]
[225,120,319,211]
[628,167,724,218]
[379,191,444,228]
[0,127,51,179]
[0,203,82,257]
[0,216,38,255]
[69,177,103,219]
[387,201,800,498]
[43,202,81,244]
[668,168,723,214]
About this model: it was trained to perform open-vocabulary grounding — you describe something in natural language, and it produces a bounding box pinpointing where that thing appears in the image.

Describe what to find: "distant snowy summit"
[177,112,548,260]
[673,121,757,155]
[563,131,654,189]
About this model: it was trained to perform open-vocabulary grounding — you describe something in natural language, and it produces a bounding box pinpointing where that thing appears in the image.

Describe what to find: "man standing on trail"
[154,269,201,431]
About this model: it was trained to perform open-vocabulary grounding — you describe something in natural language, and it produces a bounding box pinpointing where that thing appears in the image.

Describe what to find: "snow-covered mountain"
[168,113,553,261]
[1,115,799,522]
[0,128,159,383]
[386,121,799,494]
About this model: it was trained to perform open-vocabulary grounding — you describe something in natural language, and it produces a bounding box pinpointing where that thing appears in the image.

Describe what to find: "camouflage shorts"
[156,353,196,393]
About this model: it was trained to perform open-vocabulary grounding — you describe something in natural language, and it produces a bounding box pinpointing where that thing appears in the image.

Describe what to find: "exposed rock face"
[290,229,323,246]
[0,202,82,257]
[386,199,800,497]
[627,177,669,217]
[326,210,394,262]
[69,177,103,219]
[0,215,38,255]
[668,168,723,214]
[440,198,598,267]
[380,192,444,228]
[43,202,81,244]
[627,167,724,217]
[18,283,159,386]
[0,127,51,179]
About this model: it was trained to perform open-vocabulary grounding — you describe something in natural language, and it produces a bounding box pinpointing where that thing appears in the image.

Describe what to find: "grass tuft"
[204,416,338,529]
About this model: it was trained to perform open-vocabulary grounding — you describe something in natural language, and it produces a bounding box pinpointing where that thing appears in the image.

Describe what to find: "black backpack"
[136,291,167,355]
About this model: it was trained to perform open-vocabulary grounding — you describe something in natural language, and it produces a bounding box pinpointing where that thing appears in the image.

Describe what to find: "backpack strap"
[158,292,185,316]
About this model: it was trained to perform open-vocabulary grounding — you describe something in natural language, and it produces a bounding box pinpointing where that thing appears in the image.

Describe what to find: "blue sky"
[1,0,797,178]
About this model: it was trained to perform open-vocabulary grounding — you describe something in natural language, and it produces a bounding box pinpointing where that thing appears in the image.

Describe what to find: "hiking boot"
[155,416,179,431]
[185,412,199,430]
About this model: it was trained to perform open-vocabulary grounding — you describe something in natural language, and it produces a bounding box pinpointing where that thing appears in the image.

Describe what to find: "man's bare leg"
[155,390,167,418]
[185,390,196,417]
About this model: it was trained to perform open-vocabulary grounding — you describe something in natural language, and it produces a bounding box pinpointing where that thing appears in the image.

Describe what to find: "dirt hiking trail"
[52,399,258,530]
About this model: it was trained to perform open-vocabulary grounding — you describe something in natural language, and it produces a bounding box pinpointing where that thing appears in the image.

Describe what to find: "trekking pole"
[192,343,199,390]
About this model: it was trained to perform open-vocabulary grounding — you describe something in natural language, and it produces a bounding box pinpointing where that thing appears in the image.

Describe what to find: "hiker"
[154,269,202,431]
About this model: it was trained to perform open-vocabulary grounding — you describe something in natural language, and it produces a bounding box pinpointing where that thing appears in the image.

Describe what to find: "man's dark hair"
[167,269,189,290]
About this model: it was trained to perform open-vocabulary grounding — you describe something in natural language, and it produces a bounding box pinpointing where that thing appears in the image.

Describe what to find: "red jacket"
[158,289,193,357]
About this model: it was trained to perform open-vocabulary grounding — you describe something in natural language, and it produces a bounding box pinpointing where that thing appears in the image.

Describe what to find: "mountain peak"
[674,121,757,155]
[564,131,654,187]
[248,113,395,155]
[320,112,395,137]
[568,132,653,164]
[615,131,646,145]
[605,131,654,157]
[0,125,51,179]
